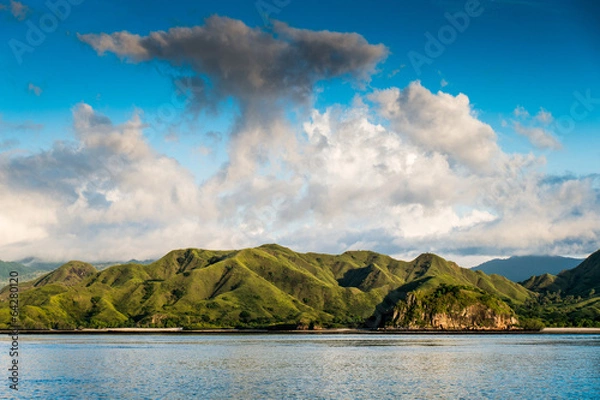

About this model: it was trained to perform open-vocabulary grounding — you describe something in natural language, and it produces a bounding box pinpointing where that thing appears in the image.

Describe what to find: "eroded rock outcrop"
[378,285,518,330]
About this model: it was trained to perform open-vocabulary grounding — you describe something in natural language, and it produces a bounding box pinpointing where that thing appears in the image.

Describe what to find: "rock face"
[424,304,517,330]
[380,287,519,330]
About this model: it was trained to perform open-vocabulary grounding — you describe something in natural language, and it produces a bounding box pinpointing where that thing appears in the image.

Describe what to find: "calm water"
[1,334,599,399]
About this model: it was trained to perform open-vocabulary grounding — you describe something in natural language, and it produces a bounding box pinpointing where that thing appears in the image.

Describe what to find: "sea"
[1,333,599,399]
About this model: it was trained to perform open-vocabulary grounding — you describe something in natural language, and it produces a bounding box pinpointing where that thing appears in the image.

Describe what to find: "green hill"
[523,250,600,297]
[31,261,98,288]
[519,250,600,327]
[0,245,533,330]
[0,258,153,288]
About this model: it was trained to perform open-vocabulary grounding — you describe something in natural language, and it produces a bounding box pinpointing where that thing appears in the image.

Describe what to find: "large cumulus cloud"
[79,16,388,182]
[1,91,599,264]
[369,82,501,171]
[0,17,598,265]
[0,104,230,261]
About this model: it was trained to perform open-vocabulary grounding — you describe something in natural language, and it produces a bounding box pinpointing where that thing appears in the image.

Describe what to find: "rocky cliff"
[377,285,518,330]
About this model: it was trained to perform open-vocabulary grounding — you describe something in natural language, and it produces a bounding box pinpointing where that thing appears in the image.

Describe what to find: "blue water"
[1,334,599,399]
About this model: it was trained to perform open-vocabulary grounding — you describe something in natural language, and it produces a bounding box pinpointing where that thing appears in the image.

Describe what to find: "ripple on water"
[1,334,599,399]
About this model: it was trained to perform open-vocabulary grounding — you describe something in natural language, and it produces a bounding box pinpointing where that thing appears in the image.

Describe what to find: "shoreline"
[2,327,600,335]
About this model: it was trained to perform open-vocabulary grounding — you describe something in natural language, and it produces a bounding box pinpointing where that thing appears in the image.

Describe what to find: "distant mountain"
[0,260,26,284]
[472,256,583,283]
[0,245,532,330]
[0,259,63,287]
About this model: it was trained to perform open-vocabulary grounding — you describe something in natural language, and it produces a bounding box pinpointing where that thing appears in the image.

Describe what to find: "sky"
[0,0,599,266]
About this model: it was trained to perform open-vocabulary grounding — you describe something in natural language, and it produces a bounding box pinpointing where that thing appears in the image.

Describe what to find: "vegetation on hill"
[0,245,532,330]
[372,284,517,330]
[1,246,598,330]
[520,250,600,327]
[515,291,600,328]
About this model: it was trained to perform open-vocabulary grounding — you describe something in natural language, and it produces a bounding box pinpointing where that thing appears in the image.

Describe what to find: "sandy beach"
[540,327,600,334]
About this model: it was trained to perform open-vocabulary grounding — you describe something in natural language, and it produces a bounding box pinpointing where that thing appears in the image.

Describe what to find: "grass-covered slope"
[0,245,533,330]
[520,250,600,327]
[523,250,600,297]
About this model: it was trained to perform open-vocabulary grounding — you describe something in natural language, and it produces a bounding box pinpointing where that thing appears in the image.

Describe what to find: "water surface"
[2,334,599,399]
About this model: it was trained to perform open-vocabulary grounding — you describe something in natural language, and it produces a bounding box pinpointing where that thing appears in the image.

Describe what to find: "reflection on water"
[1,334,599,399]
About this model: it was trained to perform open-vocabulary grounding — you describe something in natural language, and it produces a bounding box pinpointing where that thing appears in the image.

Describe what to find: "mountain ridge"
[0,245,532,330]
[2,245,599,330]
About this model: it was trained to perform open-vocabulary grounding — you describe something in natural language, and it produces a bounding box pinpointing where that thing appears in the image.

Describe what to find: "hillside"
[472,256,582,283]
[0,258,154,287]
[0,245,532,330]
[519,250,600,327]
[523,250,600,296]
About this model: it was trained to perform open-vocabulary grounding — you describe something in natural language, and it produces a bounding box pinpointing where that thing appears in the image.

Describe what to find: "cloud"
[513,105,530,118]
[0,104,215,260]
[535,108,553,124]
[9,0,29,20]
[78,16,388,106]
[512,106,561,150]
[28,83,42,96]
[0,89,599,264]
[369,81,500,171]
[513,122,561,150]
[0,139,18,150]
[3,12,600,265]
[387,65,405,78]
[270,98,599,260]
[0,115,43,132]
[78,16,388,187]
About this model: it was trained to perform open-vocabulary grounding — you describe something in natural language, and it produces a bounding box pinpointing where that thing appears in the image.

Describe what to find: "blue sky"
[0,0,599,265]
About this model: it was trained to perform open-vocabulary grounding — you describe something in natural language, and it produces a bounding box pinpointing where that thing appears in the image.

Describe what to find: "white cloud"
[78,16,389,209]
[0,104,222,261]
[514,122,562,150]
[369,81,500,171]
[512,106,561,150]
[1,77,598,264]
[514,105,530,118]
[535,108,553,124]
